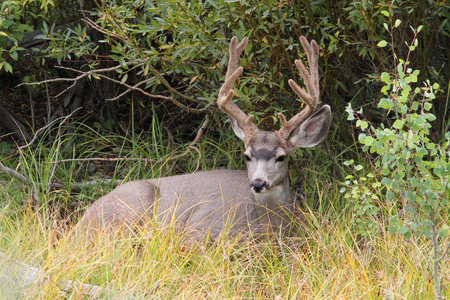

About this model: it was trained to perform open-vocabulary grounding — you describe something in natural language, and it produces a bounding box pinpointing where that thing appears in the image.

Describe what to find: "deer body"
[76,169,301,239]
[75,36,331,241]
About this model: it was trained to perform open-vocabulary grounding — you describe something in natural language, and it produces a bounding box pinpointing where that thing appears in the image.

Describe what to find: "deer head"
[217,36,331,202]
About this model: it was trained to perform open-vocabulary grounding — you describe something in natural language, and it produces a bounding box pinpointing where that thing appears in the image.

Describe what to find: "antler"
[217,36,257,142]
[277,36,320,141]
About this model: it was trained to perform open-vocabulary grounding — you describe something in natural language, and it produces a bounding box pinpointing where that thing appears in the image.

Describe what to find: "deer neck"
[250,175,295,231]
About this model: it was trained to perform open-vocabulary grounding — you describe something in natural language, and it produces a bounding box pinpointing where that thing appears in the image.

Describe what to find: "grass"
[0,175,448,299]
[0,121,448,299]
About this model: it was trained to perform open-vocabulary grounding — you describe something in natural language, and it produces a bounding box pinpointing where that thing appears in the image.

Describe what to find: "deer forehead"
[245,132,286,159]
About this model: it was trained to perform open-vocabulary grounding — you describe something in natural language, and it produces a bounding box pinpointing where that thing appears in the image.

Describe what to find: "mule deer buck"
[75,36,331,241]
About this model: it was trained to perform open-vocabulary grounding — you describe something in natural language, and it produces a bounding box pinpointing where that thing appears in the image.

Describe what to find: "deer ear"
[229,117,260,142]
[229,118,246,140]
[288,105,331,148]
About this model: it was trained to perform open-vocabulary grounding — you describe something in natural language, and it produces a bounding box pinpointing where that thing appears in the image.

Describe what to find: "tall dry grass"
[1,182,447,299]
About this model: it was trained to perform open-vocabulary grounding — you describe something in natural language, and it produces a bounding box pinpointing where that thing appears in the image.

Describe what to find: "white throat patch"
[252,184,285,204]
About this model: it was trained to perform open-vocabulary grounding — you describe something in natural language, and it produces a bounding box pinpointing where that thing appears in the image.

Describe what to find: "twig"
[18,64,207,114]
[19,113,80,151]
[438,241,450,262]
[53,81,77,99]
[28,89,35,130]
[0,162,31,185]
[191,113,211,144]
[45,73,51,122]
[49,157,157,165]
[16,64,123,88]
[83,17,125,40]
[106,77,157,101]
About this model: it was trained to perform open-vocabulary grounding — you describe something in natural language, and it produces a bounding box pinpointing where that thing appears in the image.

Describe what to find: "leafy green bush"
[1,0,448,155]
[0,0,32,73]
[344,12,449,299]
[30,0,449,125]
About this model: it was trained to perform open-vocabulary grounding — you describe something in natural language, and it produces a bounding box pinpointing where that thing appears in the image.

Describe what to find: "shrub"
[344,11,449,299]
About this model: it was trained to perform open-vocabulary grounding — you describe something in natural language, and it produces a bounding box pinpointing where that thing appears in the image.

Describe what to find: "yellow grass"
[1,189,448,300]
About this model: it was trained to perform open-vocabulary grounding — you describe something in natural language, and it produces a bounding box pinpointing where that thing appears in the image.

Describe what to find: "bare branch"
[83,17,125,40]
[19,112,80,151]
[18,63,207,114]
[190,113,211,144]
[49,156,157,165]
[438,242,450,262]
[0,162,31,185]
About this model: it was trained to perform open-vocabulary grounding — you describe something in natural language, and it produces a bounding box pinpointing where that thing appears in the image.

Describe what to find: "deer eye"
[244,154,251,162]
[276,155,286,162]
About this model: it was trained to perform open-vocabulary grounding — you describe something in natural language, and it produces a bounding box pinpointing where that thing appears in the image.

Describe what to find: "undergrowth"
[0,181,447,299]
[0,88,448,298]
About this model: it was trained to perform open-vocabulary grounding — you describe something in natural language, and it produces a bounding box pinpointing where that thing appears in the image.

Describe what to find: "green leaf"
[427,114,436,121]
[3,61,13,73]
[377,40,388,48]
[121,73,128,83]
[380,72,390,83]
[364,136,375,146]
[399,226,411,238]
[439,224,450,238]
[378,97,391,109]
[344,159,354,166]
[386,190,395,201]
[410,178,419,187]
[356,120,368,130]
[358,133,367,143]
[388,226,397,234]
[399,226,409,234]
[110,55,121,62]
[9,51,18,60]
[381,10,390,17]
[381,85,390,95]
[392,119,404,129]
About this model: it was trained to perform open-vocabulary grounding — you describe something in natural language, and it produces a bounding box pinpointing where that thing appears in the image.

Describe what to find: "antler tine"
[278,36,320,141]
[225,36,248,79]
[218,36,257,140]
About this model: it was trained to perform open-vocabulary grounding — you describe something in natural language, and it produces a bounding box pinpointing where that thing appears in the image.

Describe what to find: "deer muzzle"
[251,179,268,193]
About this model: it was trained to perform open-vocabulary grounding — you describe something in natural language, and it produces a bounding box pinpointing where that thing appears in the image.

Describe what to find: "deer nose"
[251,179,267,193]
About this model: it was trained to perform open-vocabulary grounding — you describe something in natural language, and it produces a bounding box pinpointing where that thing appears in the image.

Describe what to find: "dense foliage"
[1,0,448,145]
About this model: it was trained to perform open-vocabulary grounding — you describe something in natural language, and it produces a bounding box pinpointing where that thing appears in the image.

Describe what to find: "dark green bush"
[0,0,448,175]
